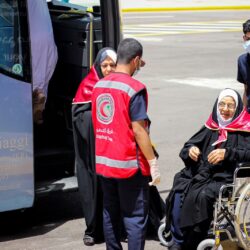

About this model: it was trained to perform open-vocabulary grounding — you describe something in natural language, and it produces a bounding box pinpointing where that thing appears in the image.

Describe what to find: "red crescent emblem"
[100,101,109,118]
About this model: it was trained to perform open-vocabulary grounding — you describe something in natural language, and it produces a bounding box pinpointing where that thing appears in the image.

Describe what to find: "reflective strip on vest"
[96,156,138,169]
[94,80,136,97]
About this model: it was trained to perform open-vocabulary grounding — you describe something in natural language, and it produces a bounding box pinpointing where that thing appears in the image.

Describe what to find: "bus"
[0,0,122,212]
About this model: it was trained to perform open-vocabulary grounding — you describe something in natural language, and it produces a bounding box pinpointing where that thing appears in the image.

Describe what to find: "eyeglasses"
[218,102,236,110]
[100,63,116,69]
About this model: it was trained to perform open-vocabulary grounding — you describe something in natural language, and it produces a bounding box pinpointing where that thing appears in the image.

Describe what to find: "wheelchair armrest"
[238,162,250,168]
[232,163,250,199]
[234,162,250,180]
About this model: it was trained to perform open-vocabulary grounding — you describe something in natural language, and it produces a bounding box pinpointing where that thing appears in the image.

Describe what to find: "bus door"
[100,0,122,50]
[0,0,34,212]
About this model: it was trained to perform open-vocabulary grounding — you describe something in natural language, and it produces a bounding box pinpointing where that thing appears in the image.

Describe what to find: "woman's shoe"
[83,234,95,246]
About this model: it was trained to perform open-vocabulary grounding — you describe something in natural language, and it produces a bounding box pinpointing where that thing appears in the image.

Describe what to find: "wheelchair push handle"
[234,163,250,182]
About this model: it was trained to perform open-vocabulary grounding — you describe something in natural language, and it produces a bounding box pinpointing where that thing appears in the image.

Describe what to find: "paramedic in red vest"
[92,38,161,250]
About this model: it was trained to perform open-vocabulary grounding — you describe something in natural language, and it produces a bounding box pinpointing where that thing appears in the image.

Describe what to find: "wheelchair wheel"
[197,239,223,250]
[157,223,174,247]
[234,183,250,250]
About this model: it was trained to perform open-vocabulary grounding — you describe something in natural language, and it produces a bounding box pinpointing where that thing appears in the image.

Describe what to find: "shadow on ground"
[0,191,83,242]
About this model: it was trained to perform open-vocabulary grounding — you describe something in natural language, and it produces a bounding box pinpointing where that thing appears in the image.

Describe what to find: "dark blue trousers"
[171,192,184,245]
[100,171,149,250]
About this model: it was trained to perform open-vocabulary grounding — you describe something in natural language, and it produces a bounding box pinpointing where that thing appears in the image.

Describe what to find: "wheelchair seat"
[197,163,250,250]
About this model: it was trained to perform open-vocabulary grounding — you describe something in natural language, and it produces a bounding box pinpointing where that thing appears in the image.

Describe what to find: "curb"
[122,5,250,12]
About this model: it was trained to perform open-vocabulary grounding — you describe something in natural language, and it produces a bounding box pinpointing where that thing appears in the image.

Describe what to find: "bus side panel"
[0,74,34,212]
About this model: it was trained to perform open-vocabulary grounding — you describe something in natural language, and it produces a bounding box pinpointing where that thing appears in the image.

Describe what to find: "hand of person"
[148,158,161,186]
[189,146,201,162]
[207,149,226,165]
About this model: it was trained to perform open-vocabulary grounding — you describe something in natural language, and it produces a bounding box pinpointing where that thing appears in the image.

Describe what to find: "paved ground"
[1,2,250,250]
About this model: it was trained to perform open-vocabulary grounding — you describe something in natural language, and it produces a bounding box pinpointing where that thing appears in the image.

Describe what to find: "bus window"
[0,0,31,82]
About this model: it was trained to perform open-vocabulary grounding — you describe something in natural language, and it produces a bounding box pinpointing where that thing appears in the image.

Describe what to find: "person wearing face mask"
[72,47,117,246]
[237,19,250,113]
[161,89,250,250]
[91,38,161,250]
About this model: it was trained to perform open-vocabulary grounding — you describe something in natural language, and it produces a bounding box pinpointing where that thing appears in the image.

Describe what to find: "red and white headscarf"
[205,89,250,146]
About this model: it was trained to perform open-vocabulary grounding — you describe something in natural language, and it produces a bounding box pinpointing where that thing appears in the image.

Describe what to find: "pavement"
[1,2,249,250]
[120,0,250,12]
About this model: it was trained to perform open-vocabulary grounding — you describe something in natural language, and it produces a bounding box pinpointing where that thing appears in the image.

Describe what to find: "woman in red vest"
[72,47,117,246]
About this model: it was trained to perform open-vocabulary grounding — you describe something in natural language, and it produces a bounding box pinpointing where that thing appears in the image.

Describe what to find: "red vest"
[92,73,150,178]
[73,66,99,104]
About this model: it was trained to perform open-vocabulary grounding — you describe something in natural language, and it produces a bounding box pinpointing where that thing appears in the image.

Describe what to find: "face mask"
[243,40,250,53]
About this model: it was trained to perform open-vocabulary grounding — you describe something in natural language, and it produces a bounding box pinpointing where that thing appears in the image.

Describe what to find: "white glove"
[148,158,161,186]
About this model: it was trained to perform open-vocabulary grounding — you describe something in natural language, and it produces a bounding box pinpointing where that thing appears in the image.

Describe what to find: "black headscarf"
[93,47,117,79]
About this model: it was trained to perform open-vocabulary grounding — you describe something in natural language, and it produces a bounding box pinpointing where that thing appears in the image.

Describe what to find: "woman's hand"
[189,146,201,161]
[207,149,226,165]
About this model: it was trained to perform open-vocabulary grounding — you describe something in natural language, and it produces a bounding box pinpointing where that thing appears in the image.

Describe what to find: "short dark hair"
[243,19,250,34]
[117,38,143,64]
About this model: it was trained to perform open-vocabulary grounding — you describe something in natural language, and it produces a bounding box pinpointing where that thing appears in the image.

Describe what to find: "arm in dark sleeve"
[225,133,250,163]
[130,89,148,121]
[237,60,244,83]
[179,126,210,166]
[237,55,247,84]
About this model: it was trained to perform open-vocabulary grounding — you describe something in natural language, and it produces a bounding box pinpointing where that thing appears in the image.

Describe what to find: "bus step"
[35,176,78,197]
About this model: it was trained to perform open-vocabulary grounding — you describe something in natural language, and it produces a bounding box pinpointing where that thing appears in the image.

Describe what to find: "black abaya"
[72,103,103,240]
[179,127,250,229]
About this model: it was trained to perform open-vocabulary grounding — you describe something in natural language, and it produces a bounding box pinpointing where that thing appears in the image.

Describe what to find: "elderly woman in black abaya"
[72,47,117,246]
[164,89,250,250]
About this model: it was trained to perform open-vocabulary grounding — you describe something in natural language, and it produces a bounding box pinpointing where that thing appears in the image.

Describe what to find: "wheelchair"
[158,163,250,250]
